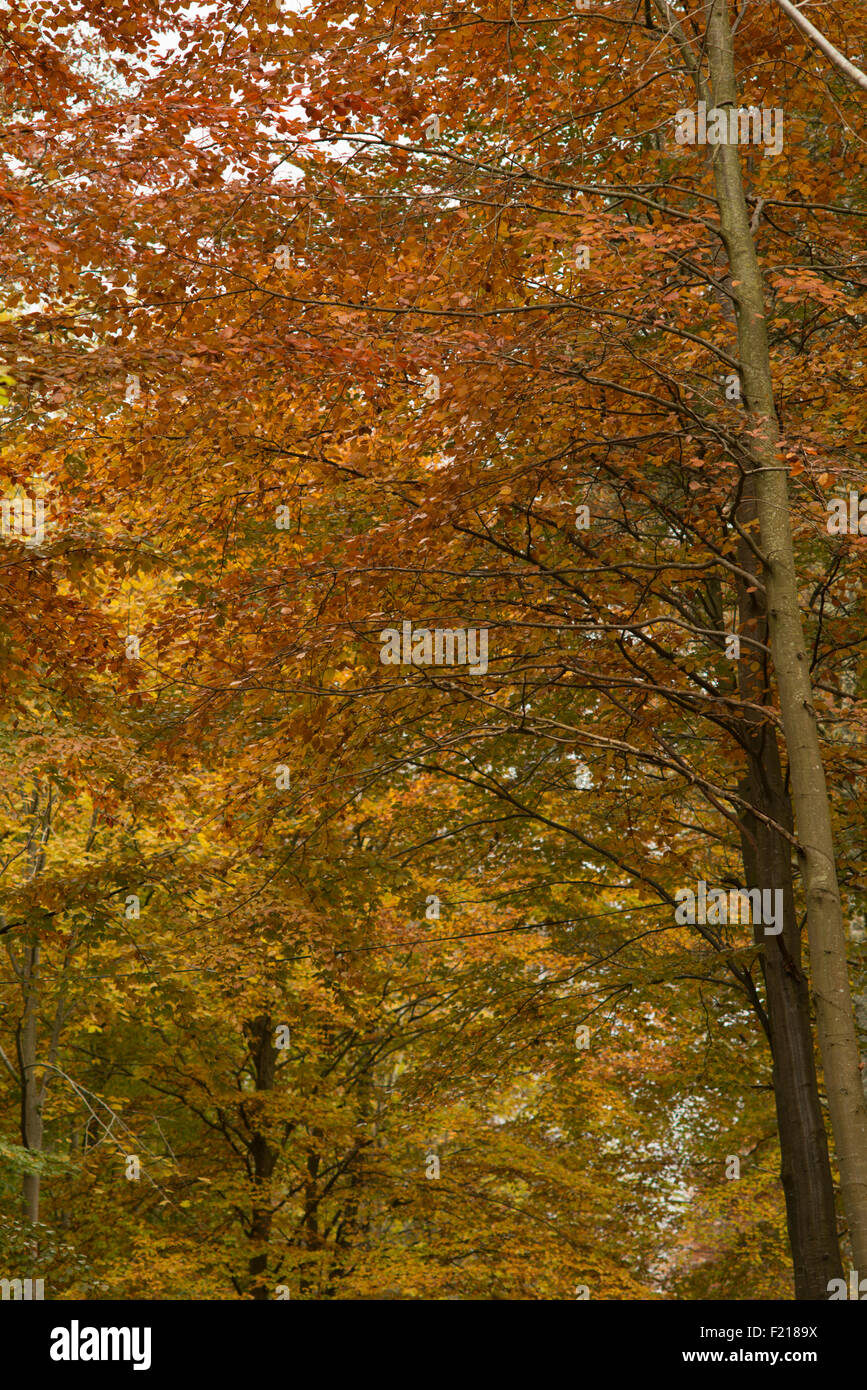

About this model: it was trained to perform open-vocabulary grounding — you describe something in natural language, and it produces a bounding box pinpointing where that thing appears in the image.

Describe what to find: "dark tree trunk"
[242,1014,279,1301]
[734,477,842,1299]
[738,741,842,1298]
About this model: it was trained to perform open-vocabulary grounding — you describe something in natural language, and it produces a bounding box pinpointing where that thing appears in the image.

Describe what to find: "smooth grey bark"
[701,0,867,1270]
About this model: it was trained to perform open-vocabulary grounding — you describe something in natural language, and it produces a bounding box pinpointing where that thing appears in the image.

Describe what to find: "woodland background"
[0,0,866,1300]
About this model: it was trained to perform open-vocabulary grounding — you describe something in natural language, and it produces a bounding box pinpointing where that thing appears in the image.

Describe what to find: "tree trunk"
[16,784,51,1233]
[242,1014,279,1300]
[731,471,842,1294]
[17,933,42,1227]
[737,748,842,1296]
[705,0,867,1269]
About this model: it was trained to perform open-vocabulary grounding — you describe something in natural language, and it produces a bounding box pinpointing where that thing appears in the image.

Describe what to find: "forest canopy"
[0,0,866,1303]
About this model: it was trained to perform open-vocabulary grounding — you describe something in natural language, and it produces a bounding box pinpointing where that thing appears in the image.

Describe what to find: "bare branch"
[773,0,867,93]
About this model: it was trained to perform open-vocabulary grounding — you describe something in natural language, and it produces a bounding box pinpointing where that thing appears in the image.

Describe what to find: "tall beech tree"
[701,0,867,1274]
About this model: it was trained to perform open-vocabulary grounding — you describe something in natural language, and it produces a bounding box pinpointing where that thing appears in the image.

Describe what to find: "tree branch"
[773,0,867,93]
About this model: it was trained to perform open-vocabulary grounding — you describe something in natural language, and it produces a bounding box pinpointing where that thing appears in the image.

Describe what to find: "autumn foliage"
[0,0,866,1300]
